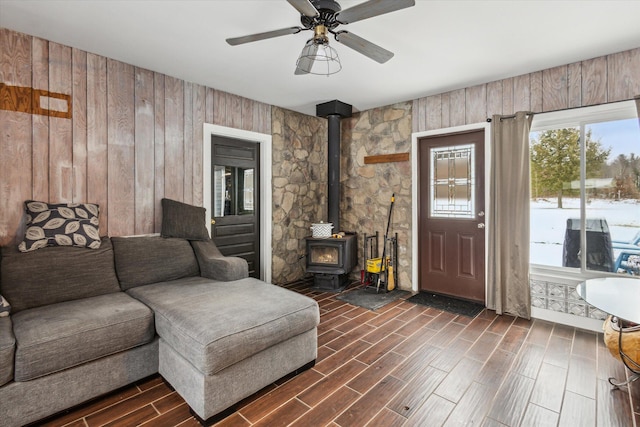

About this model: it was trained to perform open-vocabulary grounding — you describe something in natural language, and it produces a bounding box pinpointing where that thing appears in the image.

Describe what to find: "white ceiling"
[2,0,640,116]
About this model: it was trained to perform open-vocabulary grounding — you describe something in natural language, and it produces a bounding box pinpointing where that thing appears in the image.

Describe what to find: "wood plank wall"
[0,28,271,246]
[412,47,640,132]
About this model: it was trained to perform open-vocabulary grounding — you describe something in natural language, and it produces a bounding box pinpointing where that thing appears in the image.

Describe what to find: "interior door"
[211,135,260,278]
[418,130,485,303]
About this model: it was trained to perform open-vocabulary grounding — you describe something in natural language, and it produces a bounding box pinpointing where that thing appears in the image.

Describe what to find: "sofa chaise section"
[113,236,320,422]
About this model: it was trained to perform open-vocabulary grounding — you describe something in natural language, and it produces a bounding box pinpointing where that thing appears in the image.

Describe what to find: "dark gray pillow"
[0,237,120,313]
[161,198,209,241]
[112,236,200,290]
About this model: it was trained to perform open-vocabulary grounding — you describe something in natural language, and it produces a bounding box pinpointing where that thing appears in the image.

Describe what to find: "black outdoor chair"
[563,218,615,272]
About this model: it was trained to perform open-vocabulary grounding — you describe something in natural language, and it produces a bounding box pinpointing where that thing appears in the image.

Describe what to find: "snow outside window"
[530,101,640,276]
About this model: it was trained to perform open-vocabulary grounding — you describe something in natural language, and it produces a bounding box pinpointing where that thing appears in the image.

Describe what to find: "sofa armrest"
[0,316,15,386]
[191,240,249,281]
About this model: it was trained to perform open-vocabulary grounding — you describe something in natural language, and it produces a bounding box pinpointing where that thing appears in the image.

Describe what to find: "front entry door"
[211,135,260,278]
[418,130,485,303]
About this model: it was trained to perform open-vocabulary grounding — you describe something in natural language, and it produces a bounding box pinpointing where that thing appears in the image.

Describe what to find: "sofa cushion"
[11,292,154,381]
[19,200,101,252]
[0,316,15,386]
[112,236,200,290]
[161,198,209,241]
[1,237,120,313]
[127,277,319,375]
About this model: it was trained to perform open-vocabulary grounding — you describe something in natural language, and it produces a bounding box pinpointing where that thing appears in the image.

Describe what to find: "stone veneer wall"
[271,107,328,284]
[341,102,413,289]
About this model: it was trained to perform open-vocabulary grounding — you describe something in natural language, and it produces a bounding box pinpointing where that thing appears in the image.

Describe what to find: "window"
[213,166,255,217]
[530,101,640,275]
[430,144,476,218]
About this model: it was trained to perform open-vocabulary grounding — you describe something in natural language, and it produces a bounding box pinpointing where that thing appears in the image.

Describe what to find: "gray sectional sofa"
[0,235,319,426]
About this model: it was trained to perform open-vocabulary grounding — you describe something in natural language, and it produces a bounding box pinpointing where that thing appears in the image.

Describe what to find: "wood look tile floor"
[38,280,638,427]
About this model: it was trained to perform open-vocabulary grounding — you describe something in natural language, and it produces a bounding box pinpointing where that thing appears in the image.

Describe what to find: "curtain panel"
[488,112,534,319]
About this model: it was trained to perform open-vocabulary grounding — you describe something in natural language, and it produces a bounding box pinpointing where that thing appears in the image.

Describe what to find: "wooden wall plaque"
[364,152,410,164]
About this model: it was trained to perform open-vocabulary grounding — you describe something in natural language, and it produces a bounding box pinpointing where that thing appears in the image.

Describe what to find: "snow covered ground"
[530,198,640,267]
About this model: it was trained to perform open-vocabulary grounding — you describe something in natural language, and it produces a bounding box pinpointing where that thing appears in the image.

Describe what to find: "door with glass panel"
[418,130,485,302]
[211,135,260,278]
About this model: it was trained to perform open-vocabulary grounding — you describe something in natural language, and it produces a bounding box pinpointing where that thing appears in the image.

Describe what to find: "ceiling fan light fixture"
[295,25,341,76]
[296,40,341,76]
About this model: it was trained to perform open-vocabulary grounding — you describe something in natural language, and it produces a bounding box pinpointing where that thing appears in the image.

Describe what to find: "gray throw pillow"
[161,198,209,241]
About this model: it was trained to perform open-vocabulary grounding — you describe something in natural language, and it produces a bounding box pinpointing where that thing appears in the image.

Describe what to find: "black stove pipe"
[327,114,341,233]
[316,100,353,234]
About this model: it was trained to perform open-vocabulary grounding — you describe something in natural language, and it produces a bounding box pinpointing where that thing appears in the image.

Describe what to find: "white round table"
[577,276,640,388]
[576,277,640,324]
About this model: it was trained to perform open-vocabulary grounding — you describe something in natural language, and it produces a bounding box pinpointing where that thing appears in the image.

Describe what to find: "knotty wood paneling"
[441,92,451,128]
[72,48,88,204]
[449,89,465,127]
[582,56,607,106]
[107,59,135,236]
[0,28,271,244]
[567,61,582,108]
[205,87,214,124]
[213,89,226,127]
[466,84,486,124]
[486,80,502,116]
[0,29,32,246]
[164,75,184,202]
[32,36,49,202]
[530,71,543,112]
[426,95,441,131]
[134,67,155,235]
[49,42,73,203]
[607,49,640,102]
[153,72,165,233]
[513,74,531,112]
[87,53,108,236]
[241,97,254,132]
[413,46,640,132]
[183,81,193,204]
[192,84,206,206]
[228,90,242,130]
[411,99,420,133]
[502,77,514,115]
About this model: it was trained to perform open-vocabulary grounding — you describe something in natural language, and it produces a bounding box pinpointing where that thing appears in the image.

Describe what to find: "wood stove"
[305,99,356,291]
[306,234,357,291]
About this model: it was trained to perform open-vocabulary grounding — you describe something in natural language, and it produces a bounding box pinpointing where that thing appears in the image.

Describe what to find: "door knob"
[211,219,216,225]
[478,223,485,229]
[478,211,485,217]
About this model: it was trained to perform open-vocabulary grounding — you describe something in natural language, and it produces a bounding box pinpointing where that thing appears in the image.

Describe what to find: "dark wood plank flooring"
[39,280,638,427]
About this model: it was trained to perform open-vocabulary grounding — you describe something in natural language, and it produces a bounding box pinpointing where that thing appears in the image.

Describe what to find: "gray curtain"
[635,95,640,122]
[488,111,534,319]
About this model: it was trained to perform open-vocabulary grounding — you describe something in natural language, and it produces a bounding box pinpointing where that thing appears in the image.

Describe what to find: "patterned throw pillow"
[0,295,10,317]
[18,201,101,252]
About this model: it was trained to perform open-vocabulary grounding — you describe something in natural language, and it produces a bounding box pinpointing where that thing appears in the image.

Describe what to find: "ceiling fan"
[226,0,416,75]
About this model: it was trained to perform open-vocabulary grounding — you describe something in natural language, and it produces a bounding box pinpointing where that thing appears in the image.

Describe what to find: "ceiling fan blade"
[226,27,302,46]
[295,41,318,75]
[286,0,319,17]
[336,0,415,24]
[335,31,393,63]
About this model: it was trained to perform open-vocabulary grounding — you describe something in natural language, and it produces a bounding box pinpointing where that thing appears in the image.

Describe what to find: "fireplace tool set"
[361,194,398,293]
